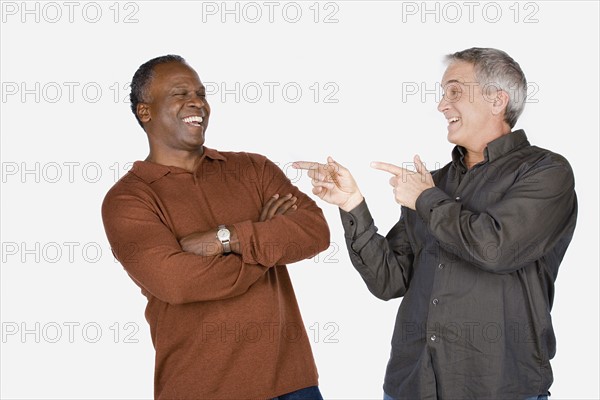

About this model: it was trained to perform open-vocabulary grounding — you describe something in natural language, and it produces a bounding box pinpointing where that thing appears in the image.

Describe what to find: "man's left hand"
[371,154,435,210]
[259,193,297,222]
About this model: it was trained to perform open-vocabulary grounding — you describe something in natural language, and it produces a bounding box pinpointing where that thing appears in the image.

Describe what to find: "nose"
[437,95,449,113]
[188,93,208,109]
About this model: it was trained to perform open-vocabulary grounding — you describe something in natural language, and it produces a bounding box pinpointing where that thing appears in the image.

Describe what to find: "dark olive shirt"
[340,130,577,400]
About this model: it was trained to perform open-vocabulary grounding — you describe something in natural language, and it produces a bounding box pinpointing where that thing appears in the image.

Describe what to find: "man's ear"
[491,90,510,117]
[137,103,151,124]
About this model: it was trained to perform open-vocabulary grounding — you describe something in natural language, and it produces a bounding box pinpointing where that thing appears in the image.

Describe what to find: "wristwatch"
[216,225,231,254]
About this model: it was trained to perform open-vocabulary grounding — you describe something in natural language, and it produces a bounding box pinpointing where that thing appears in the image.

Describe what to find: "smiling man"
[294,48,578,399]
[101,55,329,399]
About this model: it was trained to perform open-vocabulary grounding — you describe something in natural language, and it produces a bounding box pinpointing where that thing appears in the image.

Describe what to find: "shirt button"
[430,334,437,341]
[455,196,461,201]
[432,298,439,305]
[349,220,354,226]
[438,263,445,269]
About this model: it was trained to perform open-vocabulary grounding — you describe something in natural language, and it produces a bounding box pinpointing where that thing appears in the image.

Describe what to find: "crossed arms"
[102,156,330,305]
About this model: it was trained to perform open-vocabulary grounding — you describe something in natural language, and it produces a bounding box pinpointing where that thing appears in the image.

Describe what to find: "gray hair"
[445,48,527,128]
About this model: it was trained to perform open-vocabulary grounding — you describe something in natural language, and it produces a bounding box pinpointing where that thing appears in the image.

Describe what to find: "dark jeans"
[272,386,323,400]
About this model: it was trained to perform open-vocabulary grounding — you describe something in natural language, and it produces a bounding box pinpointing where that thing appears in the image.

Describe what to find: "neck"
[463,124,512,169]
[463,150,484,169]
[145,147,205,172]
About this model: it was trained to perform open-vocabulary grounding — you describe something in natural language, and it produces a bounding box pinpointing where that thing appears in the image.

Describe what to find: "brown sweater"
[101,147,330,399]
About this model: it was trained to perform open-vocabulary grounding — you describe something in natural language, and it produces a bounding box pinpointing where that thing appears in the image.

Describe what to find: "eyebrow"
[170,85,205,92]
[443,79,462,87]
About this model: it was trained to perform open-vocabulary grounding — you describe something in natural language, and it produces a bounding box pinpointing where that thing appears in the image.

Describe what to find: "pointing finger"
[292,161,324,171]
[370,161,404,176]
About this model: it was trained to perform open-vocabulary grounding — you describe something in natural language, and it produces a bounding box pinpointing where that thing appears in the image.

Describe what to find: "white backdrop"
[1,1,598,399]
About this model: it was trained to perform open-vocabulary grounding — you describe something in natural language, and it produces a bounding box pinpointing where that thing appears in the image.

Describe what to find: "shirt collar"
[129,147,227,184]
[452,129,529,168]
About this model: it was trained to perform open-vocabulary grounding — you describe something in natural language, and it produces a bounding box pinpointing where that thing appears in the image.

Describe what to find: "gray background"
[1,1,598,398]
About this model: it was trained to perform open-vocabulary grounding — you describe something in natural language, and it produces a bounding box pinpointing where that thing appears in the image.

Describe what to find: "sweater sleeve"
[101,181,270,305]
[232,155,331,267]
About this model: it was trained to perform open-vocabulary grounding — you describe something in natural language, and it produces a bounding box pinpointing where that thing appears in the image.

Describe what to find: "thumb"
[327,156,340,166]
[414,154,429,175]
[327,156,346,175]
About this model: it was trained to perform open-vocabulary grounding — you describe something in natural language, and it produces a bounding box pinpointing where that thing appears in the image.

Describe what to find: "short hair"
[129,55,186,128]
[445,48,527,128]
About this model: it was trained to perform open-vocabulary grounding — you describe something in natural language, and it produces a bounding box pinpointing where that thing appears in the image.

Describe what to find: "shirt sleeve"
[102,183,270,305]
[339,199,414,300]
[415,154,578,274]
[232,156,330,267]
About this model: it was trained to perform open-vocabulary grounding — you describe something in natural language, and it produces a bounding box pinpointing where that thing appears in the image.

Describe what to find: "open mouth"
[182,115,204,127]
[447,116,460,125]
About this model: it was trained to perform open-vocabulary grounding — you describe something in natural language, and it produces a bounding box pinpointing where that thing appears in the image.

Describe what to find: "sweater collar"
[129,147,226,184]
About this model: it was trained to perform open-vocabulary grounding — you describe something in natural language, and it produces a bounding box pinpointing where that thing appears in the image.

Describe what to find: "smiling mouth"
[447,116,460,124]
[182,116,204,126]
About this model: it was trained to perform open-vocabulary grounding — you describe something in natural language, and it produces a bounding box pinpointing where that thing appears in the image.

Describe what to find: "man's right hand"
[293,157,364,212]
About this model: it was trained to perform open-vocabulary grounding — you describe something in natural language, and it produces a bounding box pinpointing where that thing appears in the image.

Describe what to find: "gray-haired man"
[294,48,577,400]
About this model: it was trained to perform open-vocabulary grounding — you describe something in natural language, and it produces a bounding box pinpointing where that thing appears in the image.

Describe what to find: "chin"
[182,135,205,149]
[447,130,460,145]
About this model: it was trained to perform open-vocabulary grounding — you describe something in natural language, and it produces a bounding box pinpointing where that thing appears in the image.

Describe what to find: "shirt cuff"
[339,199,378,252]
[339,199,371,236]
[415,187,453,224]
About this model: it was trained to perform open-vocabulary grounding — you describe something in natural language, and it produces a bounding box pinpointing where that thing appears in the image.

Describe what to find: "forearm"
[178,207,328,267]
[233,205,330,266]
[213,155,332,267]
[179,226,241,256]
[108,234,268,305]
[415,164,577,274]
[340,199,413,300]
[103,193,269,305]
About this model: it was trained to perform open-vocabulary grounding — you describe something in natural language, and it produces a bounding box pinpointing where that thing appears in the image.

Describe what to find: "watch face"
[217,228,230,241]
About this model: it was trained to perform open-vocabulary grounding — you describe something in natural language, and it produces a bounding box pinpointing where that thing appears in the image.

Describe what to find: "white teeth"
[448,117,460,123]
[183,116,203,124]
